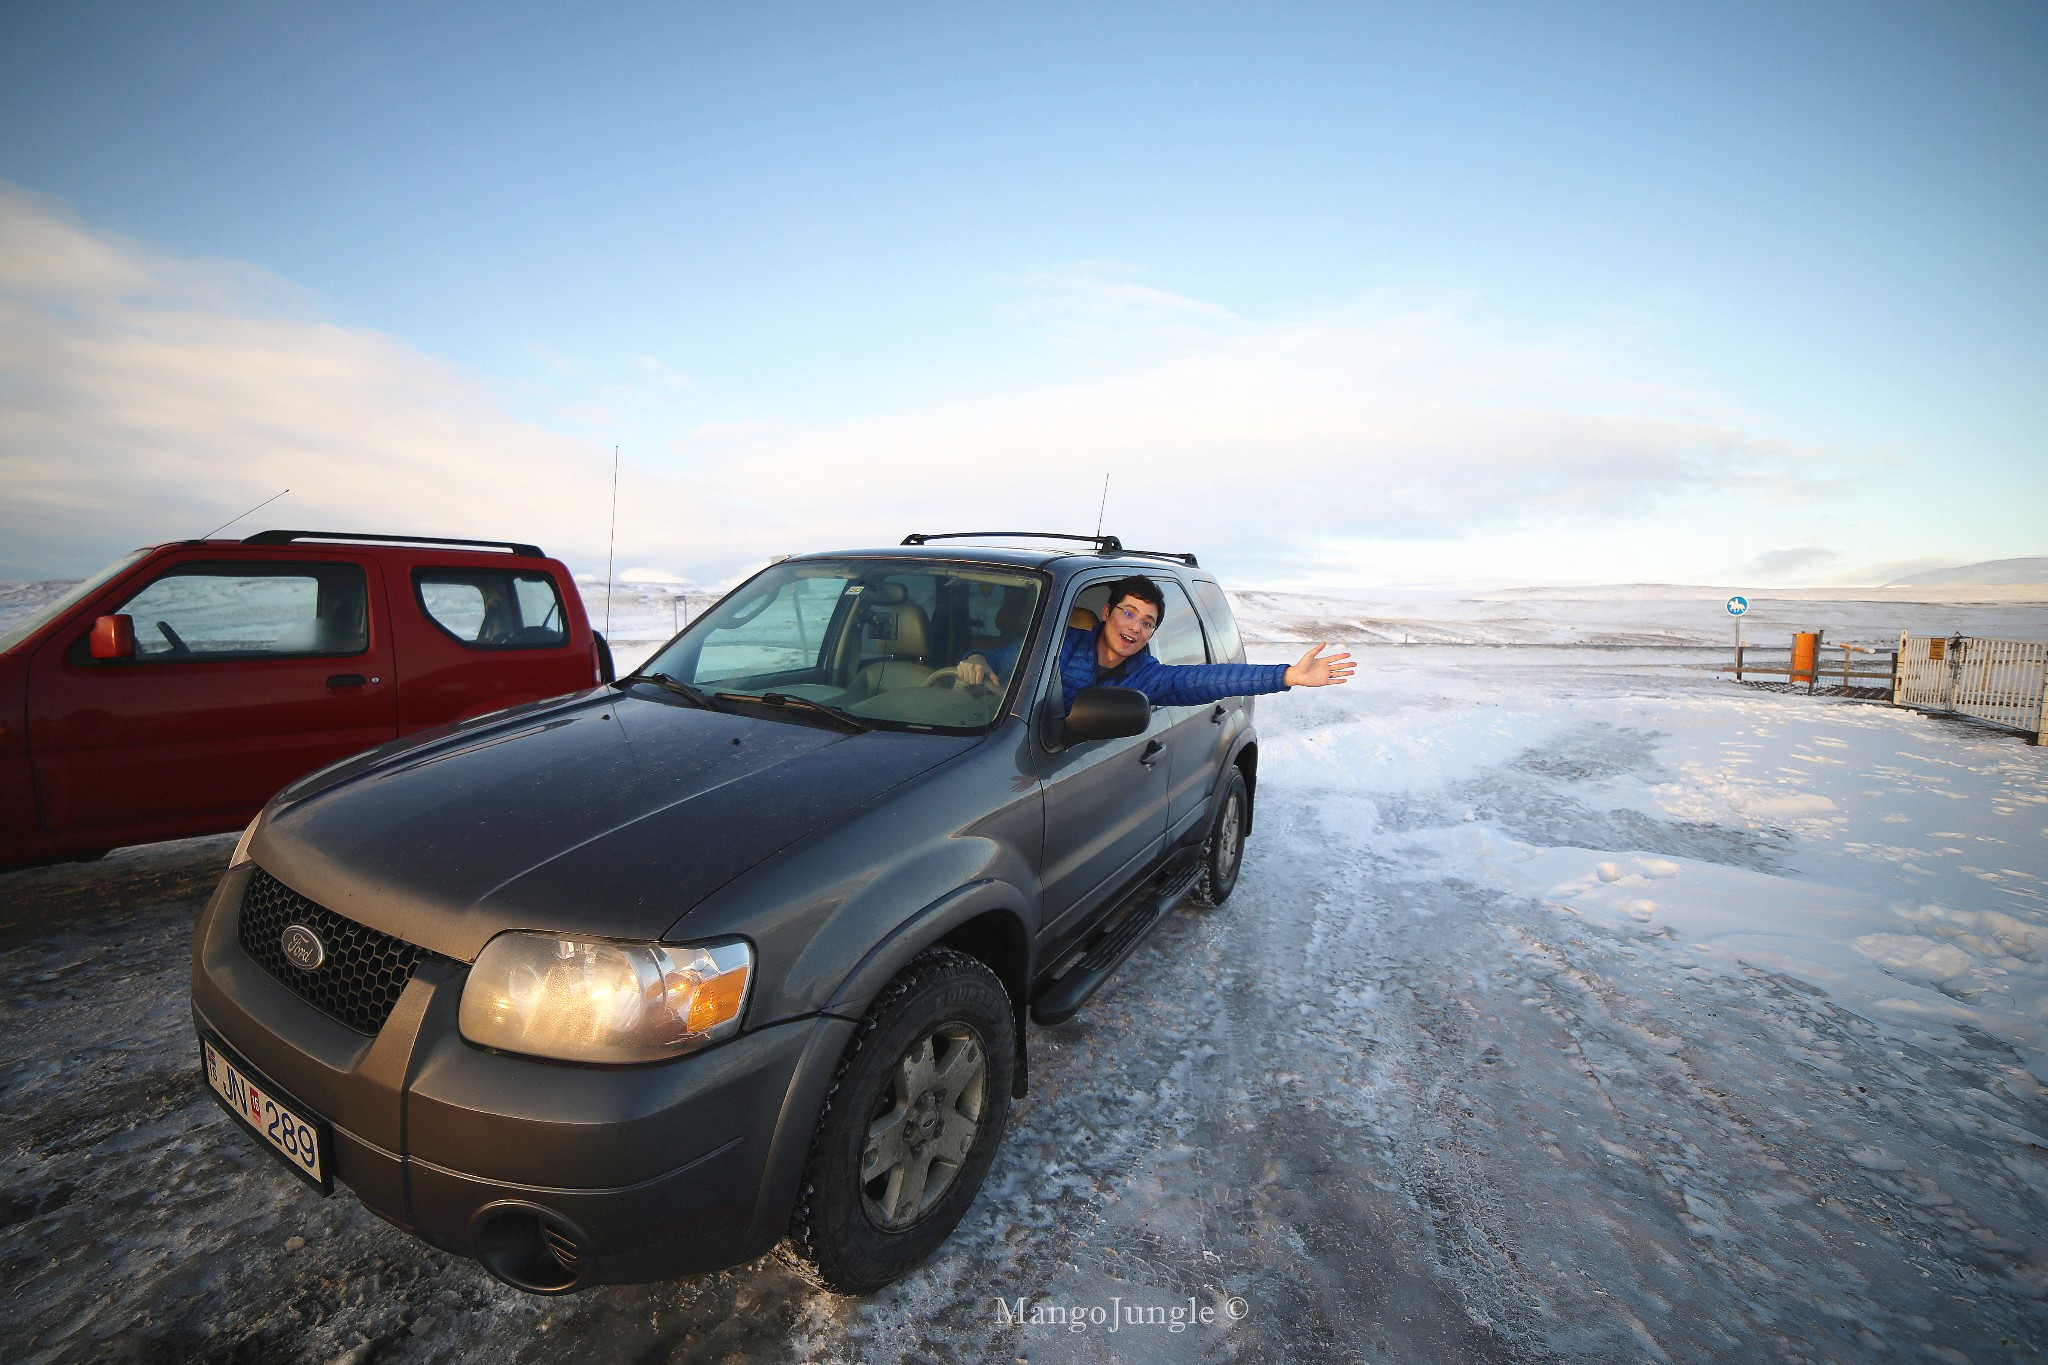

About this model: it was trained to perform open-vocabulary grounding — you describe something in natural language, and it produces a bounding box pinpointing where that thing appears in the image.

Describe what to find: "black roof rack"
[900,531,1197,568]
[241,530,547,557]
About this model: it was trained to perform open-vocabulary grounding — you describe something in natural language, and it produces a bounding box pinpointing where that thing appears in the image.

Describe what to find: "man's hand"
[956,654,998,689]
[1283,643,1355,688]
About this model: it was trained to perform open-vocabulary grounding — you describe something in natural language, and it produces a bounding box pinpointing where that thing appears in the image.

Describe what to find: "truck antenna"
[200,489,289,540]
[605,446,619,635]
[1094,473,1110,537]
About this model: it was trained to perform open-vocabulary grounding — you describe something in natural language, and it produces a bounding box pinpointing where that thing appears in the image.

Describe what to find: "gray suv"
[191,533,1262,1294]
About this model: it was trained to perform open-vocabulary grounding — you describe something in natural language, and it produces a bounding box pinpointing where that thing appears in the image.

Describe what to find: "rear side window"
[416,569,567,649]
[1189,580,1245,663]
[1149,580,1209,665]
[106,562,368,661]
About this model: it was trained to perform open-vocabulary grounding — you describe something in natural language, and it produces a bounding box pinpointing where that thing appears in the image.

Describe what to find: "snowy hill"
[7,575,2046,670]
[1883,556,2048,587]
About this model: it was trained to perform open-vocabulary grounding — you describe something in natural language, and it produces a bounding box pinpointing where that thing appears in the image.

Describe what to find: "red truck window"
[101,561,368,661]
[415,568,568,649]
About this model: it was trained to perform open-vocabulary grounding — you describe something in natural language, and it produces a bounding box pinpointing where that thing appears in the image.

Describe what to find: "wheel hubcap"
[860,1023,987,1229]
[1214,794,1243,889]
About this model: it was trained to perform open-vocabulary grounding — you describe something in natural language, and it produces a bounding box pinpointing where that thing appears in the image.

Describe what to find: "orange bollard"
[1791,631,1821,689]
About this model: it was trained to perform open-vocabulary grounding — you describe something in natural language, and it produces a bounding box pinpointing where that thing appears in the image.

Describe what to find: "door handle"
[326,674,367,689]
[1211,704,1227,724]
[1139,739,1164,767]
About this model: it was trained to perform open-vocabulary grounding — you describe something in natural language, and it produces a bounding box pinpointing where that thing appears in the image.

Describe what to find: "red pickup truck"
[0,531,611,870]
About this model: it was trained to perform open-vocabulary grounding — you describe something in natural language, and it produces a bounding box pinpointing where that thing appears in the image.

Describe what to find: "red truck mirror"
[89,614,136,660]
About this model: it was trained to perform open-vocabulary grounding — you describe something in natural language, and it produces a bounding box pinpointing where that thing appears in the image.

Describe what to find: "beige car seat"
[852,596,935,696]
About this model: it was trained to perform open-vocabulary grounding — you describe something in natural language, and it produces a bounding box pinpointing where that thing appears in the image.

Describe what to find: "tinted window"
[1149,580,1208,666]
[416,569,567,649]
[110,562,367,661]
[1189,579,1244,663]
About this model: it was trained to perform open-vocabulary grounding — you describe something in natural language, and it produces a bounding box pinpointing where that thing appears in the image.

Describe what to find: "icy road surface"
[2,648,2044,1363]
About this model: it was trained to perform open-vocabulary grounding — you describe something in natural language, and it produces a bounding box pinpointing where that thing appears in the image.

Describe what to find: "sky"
[0,1,2042,591]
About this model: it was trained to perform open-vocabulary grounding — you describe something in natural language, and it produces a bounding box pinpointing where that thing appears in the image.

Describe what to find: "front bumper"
[191,864,854,1289]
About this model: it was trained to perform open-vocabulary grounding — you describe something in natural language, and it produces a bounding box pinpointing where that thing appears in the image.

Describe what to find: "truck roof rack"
[241,530,547,558]
[900,531,1198,568]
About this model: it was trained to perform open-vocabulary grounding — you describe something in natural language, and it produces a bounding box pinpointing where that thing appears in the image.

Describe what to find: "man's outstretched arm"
[1124,642,1355,707]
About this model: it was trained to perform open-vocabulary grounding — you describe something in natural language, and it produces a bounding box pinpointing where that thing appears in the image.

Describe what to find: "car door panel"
[1033,577,1169,948]
[26,556,398,834]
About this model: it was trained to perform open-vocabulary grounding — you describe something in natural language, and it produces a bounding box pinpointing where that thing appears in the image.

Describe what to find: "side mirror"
[1062,686,1150,745]
[89,614,136,660]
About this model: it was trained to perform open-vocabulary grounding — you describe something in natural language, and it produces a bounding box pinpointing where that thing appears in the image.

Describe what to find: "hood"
[256,690,975,960]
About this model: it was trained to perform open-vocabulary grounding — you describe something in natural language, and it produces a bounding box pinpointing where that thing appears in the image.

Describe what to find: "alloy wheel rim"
[860,1023,987,1229]
[1216,794,1243,892]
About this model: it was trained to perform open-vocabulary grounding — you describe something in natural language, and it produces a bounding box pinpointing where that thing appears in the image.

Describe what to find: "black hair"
[1104,575,1165,627]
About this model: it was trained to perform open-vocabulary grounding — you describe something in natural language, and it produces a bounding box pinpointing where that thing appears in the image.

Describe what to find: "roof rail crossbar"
[242,530,547,557]
[900,531,1197,567]
[1119,547,1200,568]
[903,531,1125,554]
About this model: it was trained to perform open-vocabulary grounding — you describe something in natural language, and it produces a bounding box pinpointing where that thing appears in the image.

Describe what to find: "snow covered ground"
[0,586,2044,1361]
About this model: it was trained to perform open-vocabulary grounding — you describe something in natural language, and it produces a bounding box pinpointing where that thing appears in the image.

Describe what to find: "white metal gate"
[1896,633,2048,741]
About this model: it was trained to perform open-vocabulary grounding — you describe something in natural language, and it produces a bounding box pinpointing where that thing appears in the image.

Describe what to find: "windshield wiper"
[716,690,871,733]
[617,671,724,712]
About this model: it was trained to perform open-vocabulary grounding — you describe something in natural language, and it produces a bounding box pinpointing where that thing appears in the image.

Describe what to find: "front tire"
[787,948,1015,1293]
[1189,767,1247,908]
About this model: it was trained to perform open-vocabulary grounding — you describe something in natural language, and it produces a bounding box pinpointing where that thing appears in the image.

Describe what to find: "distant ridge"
[1883,557,2048,587]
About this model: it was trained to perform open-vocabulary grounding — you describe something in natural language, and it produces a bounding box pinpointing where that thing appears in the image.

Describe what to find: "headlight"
[458,933,752,1064]
[229,811,264,869]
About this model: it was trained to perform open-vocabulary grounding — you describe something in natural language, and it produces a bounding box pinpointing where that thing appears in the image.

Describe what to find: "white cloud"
[667,272,1845,586]
[0,183,742,578]
[1745,546,1843,581]
[0,194,1852,589]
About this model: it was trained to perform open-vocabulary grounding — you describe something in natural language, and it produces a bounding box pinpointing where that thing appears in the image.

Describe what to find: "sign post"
[1726,595,1749,680]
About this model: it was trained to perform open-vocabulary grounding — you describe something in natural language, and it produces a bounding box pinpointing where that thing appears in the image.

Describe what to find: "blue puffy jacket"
[982,625,1289,711]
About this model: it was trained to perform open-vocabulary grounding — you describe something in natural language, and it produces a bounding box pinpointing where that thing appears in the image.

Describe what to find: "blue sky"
[1,1,2041,589]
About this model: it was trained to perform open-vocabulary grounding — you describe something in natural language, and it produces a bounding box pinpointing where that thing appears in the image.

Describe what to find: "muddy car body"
[191,535,1262,1292]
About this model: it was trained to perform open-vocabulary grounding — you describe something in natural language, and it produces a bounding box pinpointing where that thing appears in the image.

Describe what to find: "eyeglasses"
[1110,603,1158,634]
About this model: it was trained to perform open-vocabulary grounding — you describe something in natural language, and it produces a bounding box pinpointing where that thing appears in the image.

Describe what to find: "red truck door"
[396,562,593,729]
[26,554,400,838]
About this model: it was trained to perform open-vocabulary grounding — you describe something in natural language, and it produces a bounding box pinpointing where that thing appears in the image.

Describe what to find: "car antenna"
[198,489,289,540]
[1094,473,1110,537]
[605,445,619,636]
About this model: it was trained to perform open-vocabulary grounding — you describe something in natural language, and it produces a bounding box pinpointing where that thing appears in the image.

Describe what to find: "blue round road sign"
[1726,595,1749,616]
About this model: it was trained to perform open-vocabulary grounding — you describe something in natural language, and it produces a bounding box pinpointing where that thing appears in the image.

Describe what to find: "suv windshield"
[639,559,1045,731]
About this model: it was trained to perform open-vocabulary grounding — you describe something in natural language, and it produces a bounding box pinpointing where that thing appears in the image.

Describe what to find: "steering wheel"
[155,620,193,656]
[925,666,996,695]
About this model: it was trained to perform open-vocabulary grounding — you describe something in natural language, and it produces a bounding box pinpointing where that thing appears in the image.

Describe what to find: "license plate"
[202,1037,331,1193]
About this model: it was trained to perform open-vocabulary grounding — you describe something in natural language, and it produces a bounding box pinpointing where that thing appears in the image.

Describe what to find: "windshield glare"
[641,560,1045,731]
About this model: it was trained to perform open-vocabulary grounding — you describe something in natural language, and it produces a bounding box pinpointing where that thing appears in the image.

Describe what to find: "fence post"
[1894,631,1906,704]
[1945,635,1963,711]
[2037,666,2047,747]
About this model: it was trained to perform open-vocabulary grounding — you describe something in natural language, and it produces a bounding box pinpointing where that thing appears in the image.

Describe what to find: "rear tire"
[786,948,1015,1293]
[1189,767,1247,908]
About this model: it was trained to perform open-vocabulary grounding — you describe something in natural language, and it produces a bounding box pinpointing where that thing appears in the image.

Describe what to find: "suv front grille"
[237,867,433,1035]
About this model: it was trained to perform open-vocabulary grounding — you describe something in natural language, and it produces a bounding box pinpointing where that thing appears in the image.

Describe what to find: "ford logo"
[280,924,326,972]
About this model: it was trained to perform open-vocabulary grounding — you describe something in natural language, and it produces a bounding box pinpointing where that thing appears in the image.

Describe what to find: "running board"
[1030,849,1202,1027]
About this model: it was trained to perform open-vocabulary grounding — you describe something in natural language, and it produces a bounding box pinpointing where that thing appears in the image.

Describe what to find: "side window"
[416,569,568,649]
[1150,580,1208,666]
[1189,580,1245,663]
[1071,582,1112,628]
[108,562,366,661]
